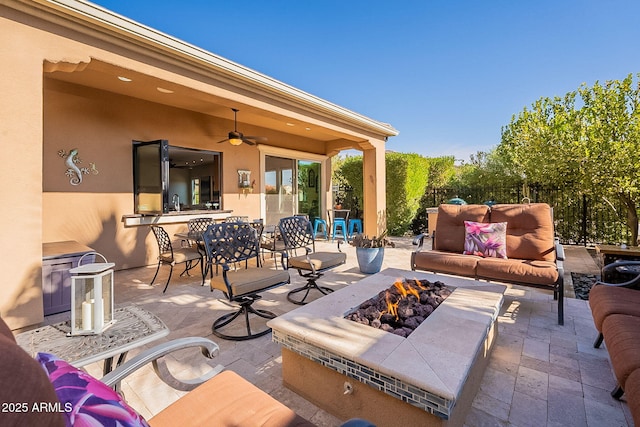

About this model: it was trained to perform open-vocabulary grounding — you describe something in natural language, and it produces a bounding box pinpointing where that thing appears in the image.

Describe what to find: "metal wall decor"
[58,148,99,185]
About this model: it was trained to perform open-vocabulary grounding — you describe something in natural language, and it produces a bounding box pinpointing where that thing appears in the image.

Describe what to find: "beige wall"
[41,79,304,268]
[1,2,392,329]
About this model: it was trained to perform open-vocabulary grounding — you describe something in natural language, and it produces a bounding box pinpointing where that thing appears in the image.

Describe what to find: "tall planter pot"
[356,247,385,274]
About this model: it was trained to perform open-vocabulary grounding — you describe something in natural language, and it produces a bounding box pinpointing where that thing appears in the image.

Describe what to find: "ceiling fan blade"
[244,136,268,143]
[215,138,229,144]
[242,137,256,146]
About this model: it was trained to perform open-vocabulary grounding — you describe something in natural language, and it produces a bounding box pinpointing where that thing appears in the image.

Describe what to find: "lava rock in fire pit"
[345,279,452,337]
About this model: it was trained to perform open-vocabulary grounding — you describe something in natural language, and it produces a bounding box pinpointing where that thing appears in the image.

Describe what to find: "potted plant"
[350,231,395,274]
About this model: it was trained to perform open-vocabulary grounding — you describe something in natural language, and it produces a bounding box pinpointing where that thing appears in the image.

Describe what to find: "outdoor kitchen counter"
[122,210,233,227]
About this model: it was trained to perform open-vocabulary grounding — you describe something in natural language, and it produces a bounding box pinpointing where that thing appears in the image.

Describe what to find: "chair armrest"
[100,337,223,391]
[555,239,565,261]
[596,261,640,288]
[412,233,429,251]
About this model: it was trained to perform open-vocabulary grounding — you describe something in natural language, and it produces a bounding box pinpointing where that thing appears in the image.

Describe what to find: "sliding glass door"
[264,156,321,225]
[265,156,295,225]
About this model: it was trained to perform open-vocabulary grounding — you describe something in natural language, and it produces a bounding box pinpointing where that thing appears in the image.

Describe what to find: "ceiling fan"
[216,108,267,146]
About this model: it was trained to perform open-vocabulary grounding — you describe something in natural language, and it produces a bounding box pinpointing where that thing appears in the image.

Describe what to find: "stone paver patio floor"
[42,239,632,426]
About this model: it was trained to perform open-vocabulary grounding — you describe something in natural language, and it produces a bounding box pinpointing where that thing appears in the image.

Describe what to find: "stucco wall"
[42,79,266,268]
[1,1,390,329]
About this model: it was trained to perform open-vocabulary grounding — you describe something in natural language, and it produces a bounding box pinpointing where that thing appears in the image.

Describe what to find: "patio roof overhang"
[26,0,398,153]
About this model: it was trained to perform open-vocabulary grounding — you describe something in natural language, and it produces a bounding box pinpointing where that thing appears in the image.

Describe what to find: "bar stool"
[331,217,347,241]
[348,219,362,238]
[313,218,328,239]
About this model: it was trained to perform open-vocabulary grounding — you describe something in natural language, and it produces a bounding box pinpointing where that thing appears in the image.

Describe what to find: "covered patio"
[37,240,631,426]
[1,0,396,330]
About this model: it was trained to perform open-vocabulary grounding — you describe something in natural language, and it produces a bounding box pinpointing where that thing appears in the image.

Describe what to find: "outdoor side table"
[16,304,169,377]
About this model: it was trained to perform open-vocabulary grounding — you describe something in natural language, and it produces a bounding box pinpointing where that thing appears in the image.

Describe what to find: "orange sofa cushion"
[0,318,65,427]
[475,257,559,286]
[149,370,314,427]
[601,314,640,390]
[589,285,640,332]
[434,204,490,253]
[623,368,640,426]
[412,250,479,277]
[489,203,555,261]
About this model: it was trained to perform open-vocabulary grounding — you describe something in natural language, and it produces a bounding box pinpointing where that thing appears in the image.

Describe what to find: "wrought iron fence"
[429,185,633,245]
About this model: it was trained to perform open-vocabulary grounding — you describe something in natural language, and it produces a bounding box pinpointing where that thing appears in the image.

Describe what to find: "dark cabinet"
[42,241,95,316]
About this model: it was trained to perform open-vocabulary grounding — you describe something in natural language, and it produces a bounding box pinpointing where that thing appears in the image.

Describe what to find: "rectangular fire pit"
[268,268,505,427]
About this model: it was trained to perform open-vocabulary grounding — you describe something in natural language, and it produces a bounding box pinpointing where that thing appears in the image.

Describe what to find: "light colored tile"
[523,337,550,362]
[584,398,629,427]
[47,241,625,427]
[515,365,548,400]
[509,390,547,427]
[547,388,586,427]
[479,367,515,404]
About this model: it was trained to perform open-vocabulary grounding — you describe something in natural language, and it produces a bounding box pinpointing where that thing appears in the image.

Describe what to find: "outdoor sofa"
[588,262,640,425]
[411,203,565,324]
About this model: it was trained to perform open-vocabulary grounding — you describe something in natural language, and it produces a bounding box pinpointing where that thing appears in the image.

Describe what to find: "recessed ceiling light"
[117,76,132,82]
[157,87,174,94]
[305,127,311,131]
[286,122,295,126]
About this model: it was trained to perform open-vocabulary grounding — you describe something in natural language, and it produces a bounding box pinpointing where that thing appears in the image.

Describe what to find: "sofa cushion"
[412,250,479,277]
[36,352,150,427]
[434,204,490,253]
[489,203,555,261]
[463,221,507,258]
[148,370,314,427]
[0,318,65,427]
[601,314,640,390]
[623,368,640,426]
[476,257,559,286]
[589,285,640,332]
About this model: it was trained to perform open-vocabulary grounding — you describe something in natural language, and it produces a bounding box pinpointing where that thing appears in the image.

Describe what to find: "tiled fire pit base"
[269,268,505,427]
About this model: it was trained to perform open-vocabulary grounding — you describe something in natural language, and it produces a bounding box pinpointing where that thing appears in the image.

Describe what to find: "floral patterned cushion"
[463,221,508,259]
[36,353,149,427]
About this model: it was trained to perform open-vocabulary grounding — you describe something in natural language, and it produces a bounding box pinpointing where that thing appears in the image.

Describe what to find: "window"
[133,140,222,214]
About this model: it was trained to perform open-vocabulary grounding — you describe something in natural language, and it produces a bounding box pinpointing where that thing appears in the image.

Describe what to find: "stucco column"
[0,25,45,328]
[362,140,386,236]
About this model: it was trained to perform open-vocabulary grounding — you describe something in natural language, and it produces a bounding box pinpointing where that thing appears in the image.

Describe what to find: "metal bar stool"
[348,219,362,239]
[331,209,349,241]
[313,218,328,239]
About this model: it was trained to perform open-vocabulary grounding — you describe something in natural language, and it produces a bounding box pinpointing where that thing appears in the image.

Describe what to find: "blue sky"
[92,0,640,161]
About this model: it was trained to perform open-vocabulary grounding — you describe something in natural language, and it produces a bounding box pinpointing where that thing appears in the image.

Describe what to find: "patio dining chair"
[260,225,287,269]
[224,215,249,223]
[278,215,347,305]
[202,222,290,340]
[150,225,204,293]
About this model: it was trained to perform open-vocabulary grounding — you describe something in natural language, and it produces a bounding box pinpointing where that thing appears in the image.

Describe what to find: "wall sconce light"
[69,253,115,336]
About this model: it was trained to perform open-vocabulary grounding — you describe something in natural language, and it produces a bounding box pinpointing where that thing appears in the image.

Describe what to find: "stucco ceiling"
[44,59,359,145]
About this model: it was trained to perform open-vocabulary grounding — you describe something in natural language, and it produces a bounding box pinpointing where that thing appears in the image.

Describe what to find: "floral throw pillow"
[36,352,150,427]
[463,221,508,259]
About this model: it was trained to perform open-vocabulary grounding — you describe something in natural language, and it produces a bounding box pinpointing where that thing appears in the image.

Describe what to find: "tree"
[499,74,640,244]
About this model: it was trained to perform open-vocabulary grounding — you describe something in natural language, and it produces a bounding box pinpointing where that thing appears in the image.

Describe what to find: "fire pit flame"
[346,278,452,338]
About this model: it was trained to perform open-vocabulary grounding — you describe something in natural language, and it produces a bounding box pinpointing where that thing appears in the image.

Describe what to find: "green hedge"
[337,153,429,236]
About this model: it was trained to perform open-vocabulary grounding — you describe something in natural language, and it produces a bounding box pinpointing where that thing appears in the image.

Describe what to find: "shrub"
[336,153,429,236]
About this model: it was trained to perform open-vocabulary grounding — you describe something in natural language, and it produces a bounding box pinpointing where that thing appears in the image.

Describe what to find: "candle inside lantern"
[82,300,93,330]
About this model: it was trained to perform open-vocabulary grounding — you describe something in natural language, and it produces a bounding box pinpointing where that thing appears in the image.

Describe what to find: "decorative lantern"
[69,253,115,336]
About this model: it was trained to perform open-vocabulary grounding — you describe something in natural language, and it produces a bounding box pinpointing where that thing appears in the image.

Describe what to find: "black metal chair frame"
[150,225,204,293]
[202,222,289,340]
[260,225,287,269]
[278,216,346,305]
